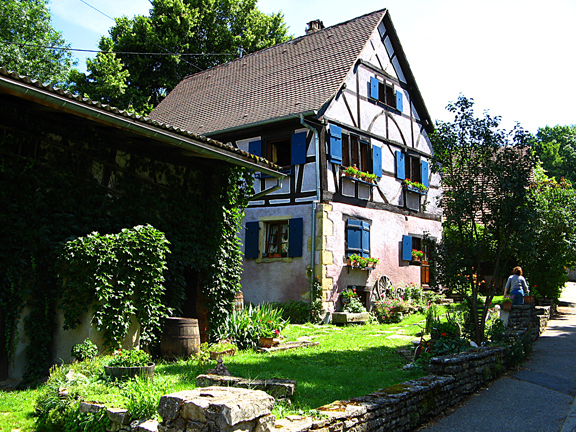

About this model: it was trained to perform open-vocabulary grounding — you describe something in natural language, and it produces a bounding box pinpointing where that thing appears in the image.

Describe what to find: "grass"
[0,388,37,431]
[0,310,441,431]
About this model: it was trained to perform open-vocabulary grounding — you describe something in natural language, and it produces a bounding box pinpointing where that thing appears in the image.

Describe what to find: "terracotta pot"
[524,295,535,304]
[502,301,512,311]
[259,337,281,348]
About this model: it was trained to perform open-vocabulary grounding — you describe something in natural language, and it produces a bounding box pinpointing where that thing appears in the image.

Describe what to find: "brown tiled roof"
[150,9,387,135]
[0,67,282,174]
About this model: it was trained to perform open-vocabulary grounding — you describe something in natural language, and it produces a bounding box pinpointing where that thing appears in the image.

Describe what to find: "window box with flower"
[343,165,377,185]
[402,178,428,194]
[346,254,378,270]
[411,249,424,262]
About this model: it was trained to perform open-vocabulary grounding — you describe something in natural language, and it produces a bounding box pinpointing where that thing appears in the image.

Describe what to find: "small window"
[244,218,303,259]
[405,154,422,183]
[347,219,370,258]
[265,220,289,258]
[378,81,396,109]
[342,135,372,173]
[370,76,403,112]
[266,139,291,168]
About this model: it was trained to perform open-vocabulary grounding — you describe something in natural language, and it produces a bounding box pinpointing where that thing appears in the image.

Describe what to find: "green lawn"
[1,313,431,431]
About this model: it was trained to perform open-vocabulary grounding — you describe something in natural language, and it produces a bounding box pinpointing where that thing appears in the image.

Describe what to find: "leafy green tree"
[0,0,74,84]
[516,166,576,299]
[533,125,576,183]
[431,96,535,345]
[69,0,291,114]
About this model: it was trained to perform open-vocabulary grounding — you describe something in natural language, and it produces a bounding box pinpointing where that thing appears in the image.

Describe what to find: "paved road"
[419,282,576,432]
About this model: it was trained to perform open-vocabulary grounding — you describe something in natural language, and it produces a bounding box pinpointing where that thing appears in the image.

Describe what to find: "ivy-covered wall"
[0,102,253,382]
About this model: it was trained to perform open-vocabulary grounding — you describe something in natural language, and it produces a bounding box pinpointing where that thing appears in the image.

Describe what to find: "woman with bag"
[504,266,530,305]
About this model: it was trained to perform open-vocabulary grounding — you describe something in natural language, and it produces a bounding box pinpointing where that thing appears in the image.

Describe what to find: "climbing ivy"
[59,225,172,349]
[0,102,254,381]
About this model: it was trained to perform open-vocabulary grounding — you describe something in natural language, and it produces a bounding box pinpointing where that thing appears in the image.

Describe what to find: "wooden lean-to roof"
[0,67,283,176]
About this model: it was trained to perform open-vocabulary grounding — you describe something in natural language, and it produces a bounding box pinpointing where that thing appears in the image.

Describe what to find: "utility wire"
[2,40,234,57]
[74,0,211,71]
[78,0,115,21]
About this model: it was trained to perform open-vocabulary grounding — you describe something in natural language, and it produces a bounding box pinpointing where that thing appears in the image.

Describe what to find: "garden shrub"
[270,300,310,324]
[71,339,98,362]
[341,288,366,313]
[211,303,287,349]
[372,298,407,323]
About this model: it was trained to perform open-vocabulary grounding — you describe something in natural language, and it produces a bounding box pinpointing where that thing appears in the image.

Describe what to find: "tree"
[0,0,74,84]
[69,0,291,114]
[430,96,535,345]
[533,125,576,183]
[516,166,576,300]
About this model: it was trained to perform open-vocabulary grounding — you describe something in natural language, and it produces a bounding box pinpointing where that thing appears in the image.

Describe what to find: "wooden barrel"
[160,317,200,360]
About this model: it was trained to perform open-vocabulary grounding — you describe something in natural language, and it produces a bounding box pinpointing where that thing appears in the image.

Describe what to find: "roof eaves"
[0,67,283,176]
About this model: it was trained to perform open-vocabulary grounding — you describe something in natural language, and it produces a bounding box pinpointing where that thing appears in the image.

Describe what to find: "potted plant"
[104,349,155,380]
[364,173,377,184]
[344,165,360,178]
[412,249,424,261]
[502,295,513,311]
[348,253,361,267]
[367,257,379,269]
[208,339,238,360]
[259,328,282,348]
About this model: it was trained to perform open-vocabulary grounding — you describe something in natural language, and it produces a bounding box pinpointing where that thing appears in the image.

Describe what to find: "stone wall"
[147,347,507,432]
[507,304,551,341]
[90,306,551,432]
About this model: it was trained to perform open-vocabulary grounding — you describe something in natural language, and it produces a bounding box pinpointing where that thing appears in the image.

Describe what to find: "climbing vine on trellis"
[0,103,253,381]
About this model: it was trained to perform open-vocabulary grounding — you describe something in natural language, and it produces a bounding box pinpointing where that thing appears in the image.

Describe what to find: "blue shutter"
[395,151,405,180]
[245,222,260,259]
[370,76,379,100]
[291,132,307,165]
[372,145,382,178]
[361,221,370,258]
[395,91,403,112]
[288,218,303,258]
[347,220,362,255]
[248,140,262,157]
[328,124,342,164]
[402,235,413,261]
[421,160,429,189]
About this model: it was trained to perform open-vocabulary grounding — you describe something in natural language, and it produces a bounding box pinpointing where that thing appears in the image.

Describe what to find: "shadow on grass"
[159,341,422,411]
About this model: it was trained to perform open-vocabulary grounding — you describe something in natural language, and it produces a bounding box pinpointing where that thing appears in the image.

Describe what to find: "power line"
[79,0,115,21]
[74,0,208,71]
[2,40,234,57]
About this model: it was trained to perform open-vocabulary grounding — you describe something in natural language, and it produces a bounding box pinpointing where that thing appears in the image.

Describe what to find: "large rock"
[158,387,275,431]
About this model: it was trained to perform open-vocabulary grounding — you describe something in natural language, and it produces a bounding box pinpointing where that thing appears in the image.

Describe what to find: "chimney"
[306,20,325,35]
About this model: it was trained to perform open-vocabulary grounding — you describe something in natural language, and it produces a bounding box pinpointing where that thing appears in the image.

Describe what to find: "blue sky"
[49,0,576,133]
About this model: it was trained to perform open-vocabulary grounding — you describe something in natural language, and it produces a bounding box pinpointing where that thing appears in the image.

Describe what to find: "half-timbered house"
[150,9,442,316]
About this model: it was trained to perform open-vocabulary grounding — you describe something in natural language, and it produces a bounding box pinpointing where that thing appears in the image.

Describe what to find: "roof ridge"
[179,8,388,82]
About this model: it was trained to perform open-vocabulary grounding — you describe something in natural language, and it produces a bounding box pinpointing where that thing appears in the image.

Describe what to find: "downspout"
[249,176,283,201]
[300,115,321,310]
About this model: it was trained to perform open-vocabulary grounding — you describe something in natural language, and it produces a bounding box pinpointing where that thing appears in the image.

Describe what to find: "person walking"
[504,266,529,305]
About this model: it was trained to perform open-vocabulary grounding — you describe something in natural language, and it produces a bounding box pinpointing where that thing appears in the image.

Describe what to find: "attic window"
[369,77,403,112]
